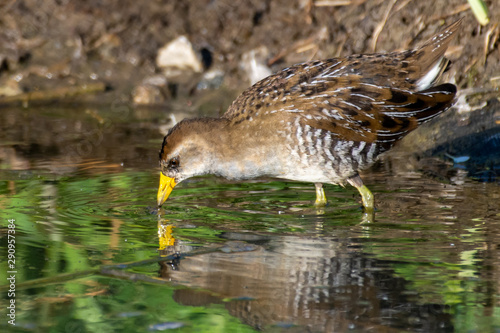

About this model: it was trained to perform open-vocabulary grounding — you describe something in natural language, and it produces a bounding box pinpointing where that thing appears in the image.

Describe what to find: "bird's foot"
[358,185,374,210]
[347,175,374,211]
[314,183,327,207]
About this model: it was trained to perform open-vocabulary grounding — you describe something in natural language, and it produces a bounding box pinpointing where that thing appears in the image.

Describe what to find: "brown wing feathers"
[223,20,460,150]
[302,81,455,148]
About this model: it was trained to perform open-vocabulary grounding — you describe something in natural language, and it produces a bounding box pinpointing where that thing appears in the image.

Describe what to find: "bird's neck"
[197,118,284,180]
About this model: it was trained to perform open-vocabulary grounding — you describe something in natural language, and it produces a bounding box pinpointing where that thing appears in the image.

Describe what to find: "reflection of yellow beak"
[157,173,177,207]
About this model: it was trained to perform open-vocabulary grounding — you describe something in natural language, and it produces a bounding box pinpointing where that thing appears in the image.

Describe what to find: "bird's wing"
[224,57,455,148]
[224,20,461,148]
[224,19,460,115]
[299,78,456,150]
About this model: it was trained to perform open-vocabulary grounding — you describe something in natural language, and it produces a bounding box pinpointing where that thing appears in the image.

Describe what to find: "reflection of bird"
[158,20,461,210]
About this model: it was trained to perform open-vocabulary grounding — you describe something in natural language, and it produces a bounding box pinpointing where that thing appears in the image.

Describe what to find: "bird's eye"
[168,157,180,169]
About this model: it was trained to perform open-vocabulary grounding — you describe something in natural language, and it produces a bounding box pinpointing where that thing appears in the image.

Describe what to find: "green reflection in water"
[0,172,258,332]
[362,219,500,332]
[1,168,500,332]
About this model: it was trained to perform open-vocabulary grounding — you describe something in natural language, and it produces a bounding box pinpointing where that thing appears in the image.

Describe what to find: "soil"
[1,0,498,105]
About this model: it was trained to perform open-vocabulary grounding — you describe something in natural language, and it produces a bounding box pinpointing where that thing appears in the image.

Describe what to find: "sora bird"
[157,19,461,210]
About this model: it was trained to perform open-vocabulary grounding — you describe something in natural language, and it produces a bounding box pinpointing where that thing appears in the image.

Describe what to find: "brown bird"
[157,19,461,211]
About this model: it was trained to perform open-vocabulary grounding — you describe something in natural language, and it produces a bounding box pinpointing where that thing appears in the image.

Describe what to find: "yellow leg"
[358,185,374,210]
[348,175,374,211]
[314,183,327,206]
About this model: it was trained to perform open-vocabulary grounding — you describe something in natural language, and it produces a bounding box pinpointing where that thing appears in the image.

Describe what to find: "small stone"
[240,46,272,85]
[197,68,224,90]
[0,76,23,96]
[132,84,164,105]
[156,36,203,80]
[142,75,168,87]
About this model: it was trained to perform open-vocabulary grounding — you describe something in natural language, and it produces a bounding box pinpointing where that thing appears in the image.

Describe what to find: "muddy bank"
[0,0,498,106]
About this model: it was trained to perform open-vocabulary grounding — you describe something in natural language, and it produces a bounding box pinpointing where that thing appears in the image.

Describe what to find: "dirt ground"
[0,0,498,106]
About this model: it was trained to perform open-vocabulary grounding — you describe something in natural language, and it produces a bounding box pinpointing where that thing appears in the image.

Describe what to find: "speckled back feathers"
[223,20,461,156]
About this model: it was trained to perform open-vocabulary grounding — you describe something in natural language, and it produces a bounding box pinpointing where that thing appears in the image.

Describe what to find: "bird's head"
[157,118,222,207]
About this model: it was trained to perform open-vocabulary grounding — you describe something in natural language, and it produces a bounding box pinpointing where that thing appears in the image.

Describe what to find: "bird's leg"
[314,183,327,206]
[347,175,374,210]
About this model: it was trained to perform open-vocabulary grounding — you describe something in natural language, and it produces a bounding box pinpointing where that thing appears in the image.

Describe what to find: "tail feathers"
[414,19,462,90]
[416,57,450,90]
[413,83,457,124]
[373,83,456,150]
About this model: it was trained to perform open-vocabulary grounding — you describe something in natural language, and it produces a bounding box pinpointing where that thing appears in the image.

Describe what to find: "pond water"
[1,103,499,332]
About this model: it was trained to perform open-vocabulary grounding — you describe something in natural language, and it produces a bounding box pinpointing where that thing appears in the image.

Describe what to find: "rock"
[240,46,272,85]
[132,84,164,105]
[0,76,22,97]
[156,36,203,81]
[92,33,122,63]
[142,75,168,87]
[197,68,225,90]
[131,75,168,105]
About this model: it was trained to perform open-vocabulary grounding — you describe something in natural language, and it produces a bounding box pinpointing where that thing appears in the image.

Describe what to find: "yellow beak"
[157,173,177,207]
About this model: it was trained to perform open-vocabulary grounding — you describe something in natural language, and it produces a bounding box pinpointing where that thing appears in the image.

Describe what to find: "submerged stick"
[0,82,107,106]
[0,247,220,291]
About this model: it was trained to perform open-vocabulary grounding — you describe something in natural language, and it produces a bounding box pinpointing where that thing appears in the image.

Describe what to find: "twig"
[484,23,499,65]
[0,269,98,292]
[430,3,471,21]
[0,247,221,291]
[335,34,349,57]
[370,0,398,52]
[99,268,173,284]
[314,0,351,6]
[305,0,313,24]
[393,0,411,12]
[268,27,328,66]
[464,57,479,74]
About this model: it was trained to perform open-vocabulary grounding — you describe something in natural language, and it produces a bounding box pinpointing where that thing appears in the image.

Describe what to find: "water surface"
[1,104,499,332]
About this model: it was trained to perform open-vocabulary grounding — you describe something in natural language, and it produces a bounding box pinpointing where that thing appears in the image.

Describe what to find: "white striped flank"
[304,125,315,156]
[314,129,325,164]
[352,141,366,158]
[324,133,335,162]
[366,143,377,163]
